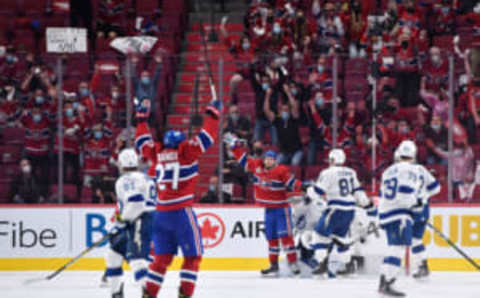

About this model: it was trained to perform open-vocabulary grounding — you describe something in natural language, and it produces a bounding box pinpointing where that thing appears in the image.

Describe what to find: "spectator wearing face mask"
[312,1,344,54]
[225,104,251,140]
[388,119,417,150]
[19,105,51,198]
[53,101,86,200]
[431,0,455,35]
[419,79,450,123]
[200,176,232,204]
[421,47,448,91]
[132,54,163,120]
[0,47,21,84]
[0,84,23,126]
[264,84,303,166]
[433,140,476,201]
[423,115,448,165]
[25,89,52,114]
[83,123,112,203]
[394,30,420,107]
[308,55,333,102]
[9,159,44,204]
[306,91,330,165]
[76,81,96,123]
[397,0,422,39]
[109,85,126,126]
[251,70,279,145]
[466,78,480,144]
[344,1,368,58]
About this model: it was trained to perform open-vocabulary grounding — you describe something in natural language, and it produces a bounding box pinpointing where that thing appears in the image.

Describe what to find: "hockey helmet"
[118,148,139,169]
[264,150,277,160]
[328,148,346,165]
[396,140,417,160]
[163,130,186,148]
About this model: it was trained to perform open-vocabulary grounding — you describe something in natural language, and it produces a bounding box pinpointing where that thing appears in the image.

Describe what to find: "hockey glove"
[301,180,314,192]
[206,99,222,119]
[363,202,378,217]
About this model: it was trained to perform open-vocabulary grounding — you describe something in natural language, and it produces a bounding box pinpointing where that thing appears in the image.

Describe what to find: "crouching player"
[106,148,156,298]
[136,98,221,298]
[308,149,376,277]
[226,134,306,277]
[378,140,439,297]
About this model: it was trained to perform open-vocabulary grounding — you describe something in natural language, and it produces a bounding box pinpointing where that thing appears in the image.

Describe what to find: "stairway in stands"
[167,2,247,199]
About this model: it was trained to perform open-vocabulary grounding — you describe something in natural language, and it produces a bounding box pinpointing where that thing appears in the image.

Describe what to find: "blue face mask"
[315,97,324,107]
[94,131,103,139]
[242,42,250,50]
[79,88,89,97]
[317,65,324,74]
[35,96,44,104]
[431,124,441,131]
[209,184,216,192]
[273,26,281,34]
[262,83,269,91]
[141,77,151,84]
[72,102,79,110]
[230,113,239,122]
[33,114,42,123]
[65,108,74,118]
[442,7,450,14]
[5,55,15,63]
[281,111,289,120]
[291,88,298,96]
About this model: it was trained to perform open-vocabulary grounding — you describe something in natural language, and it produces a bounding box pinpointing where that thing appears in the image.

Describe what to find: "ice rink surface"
[2,270,479,298]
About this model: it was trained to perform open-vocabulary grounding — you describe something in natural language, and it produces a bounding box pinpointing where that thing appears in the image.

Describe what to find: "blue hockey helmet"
[163,130,186,148]
[264,150,277,160]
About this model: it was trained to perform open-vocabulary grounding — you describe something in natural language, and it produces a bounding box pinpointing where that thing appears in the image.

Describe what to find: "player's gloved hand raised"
[206,98,222,119]
[223,132,245,149]
[135,98,151,121]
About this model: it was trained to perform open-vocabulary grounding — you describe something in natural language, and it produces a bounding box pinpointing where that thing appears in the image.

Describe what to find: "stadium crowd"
[1,0,479,203]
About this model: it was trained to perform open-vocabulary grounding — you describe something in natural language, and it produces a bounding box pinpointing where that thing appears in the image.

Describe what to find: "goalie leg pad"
[180,256,202,297]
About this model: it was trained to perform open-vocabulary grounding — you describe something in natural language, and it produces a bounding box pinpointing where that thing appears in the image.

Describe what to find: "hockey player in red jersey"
[135,97,220,298]
[226,134,306,276]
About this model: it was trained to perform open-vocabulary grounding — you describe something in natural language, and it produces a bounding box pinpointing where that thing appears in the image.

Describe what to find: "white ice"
[2,270,479,298]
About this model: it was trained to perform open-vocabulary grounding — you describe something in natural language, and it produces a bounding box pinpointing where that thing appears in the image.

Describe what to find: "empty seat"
[0,145,23,164]
[1,128,25,145]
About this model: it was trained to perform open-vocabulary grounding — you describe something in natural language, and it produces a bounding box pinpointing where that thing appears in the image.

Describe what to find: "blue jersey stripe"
[328,200,356,207]
[379,208,414,220]
[314,186,325,196]
[127,194,144,202]
[197,130,213,151]
[427,181,440,191]
[398,185,414,194]
[163,163,198,180]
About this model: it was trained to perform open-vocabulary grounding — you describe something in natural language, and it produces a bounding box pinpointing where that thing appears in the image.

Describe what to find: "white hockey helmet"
[328,148,346,166]
[118,148,139,169]
[394,148,401,162]
[396,140,417,160]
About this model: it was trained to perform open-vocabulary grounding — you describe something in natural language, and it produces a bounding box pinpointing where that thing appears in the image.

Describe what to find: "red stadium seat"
[304,165,323,181]
[0,145,23,164]
[0,182,11,203]
[1,128,25,145]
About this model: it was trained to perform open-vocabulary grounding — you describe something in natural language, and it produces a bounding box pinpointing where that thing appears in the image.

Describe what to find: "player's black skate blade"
[378,275,405,297]
[260,263,279,277]
[412,260,430,279]
[142,287,154,298]
[288,262,301,276]
[112,283,124,298]
[311,260,327,277]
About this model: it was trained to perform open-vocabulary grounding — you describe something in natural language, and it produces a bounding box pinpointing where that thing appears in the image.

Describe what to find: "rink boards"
[0,204,479,271]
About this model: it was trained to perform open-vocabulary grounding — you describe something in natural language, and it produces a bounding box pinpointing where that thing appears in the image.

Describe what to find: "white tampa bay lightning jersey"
[115,171,157,222]
[379,161,440,224]
[310,166,370,210]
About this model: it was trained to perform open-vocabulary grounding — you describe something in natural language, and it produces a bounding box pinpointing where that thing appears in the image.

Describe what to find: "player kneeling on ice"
[290,194,325,270]
[227,133,308,277]
[308,149,376,277]
[378,140,440,297]
[106,148,156,298]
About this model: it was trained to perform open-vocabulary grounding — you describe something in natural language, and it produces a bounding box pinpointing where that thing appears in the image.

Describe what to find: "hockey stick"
[23,231,114,285]
[333,224,379,248]
[427,222,480,271]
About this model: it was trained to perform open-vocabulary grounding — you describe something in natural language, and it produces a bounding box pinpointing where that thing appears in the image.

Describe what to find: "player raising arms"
[226,134,305,277]
[135,98,221,298]
[378,140,439,297]
[107,148,156,298]
[308,149,376,277]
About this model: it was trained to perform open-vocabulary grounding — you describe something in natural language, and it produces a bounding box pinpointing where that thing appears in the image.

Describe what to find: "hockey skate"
[260,263,279,277]
[412,260,430,279]
[112,283,124,298]
[288,262,301,276]
[311,260,327,277]
[99,271,109,288]
[378,274,405,297]
[142,287,154,298]
[336,260,355,276]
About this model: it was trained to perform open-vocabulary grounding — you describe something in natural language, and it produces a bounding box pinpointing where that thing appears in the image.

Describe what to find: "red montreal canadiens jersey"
[135,114,218,211]
[232,147,301,208]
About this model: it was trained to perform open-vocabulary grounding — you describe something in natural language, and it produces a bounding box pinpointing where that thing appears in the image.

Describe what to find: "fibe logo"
[86,213,108,247]
[0,220,56,248]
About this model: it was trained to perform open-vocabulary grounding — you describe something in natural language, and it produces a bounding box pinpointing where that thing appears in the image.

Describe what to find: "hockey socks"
[179,256,201,297]
[145,254,173,297]
[268,239,280,265]
[281,236,298,264]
